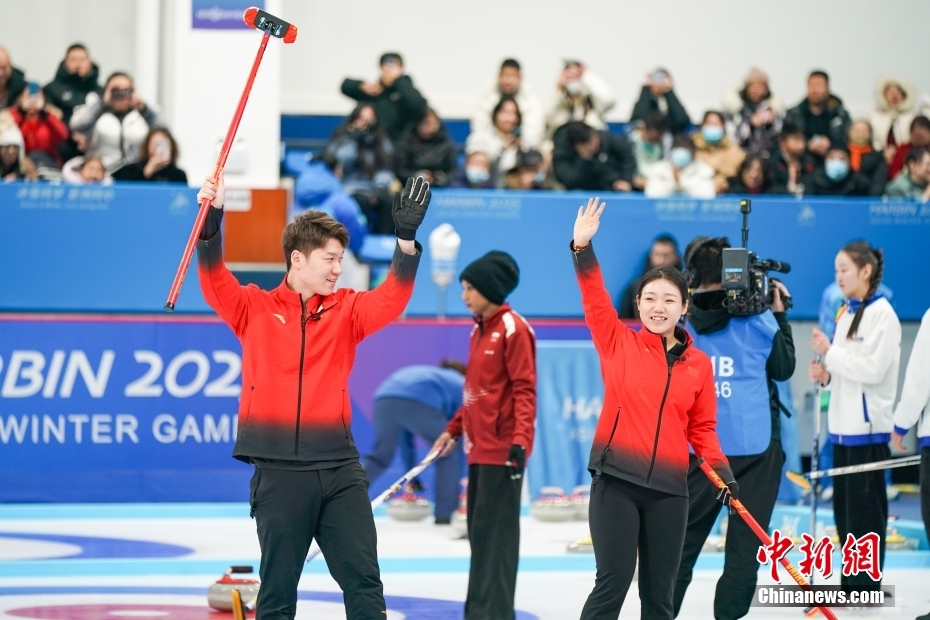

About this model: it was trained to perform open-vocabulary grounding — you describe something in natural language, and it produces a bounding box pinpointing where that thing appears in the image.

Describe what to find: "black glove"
[715,480,739,512]
[392,176,431,240]
[506,444,526,480]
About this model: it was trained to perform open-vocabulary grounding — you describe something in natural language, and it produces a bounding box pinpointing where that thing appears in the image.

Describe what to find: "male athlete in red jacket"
[434,250,536,620]
[197,174,430,620]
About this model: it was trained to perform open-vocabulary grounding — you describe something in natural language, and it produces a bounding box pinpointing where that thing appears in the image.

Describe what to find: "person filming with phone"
[113,128,187,183]
[70,71,165,172]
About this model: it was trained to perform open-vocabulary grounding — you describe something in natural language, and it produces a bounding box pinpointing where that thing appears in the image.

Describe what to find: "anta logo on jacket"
[572,243,731,496]
[197,230,420,463]
[445,304,537,465]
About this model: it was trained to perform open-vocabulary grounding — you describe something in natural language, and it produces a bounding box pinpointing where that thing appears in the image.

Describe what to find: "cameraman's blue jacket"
[687,290,796,456]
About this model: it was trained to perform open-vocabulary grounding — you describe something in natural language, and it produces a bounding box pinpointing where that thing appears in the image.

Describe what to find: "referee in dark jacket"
[673,237,796,620]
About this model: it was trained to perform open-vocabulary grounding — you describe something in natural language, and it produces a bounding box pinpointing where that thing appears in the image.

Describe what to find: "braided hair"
[841,241,884,339]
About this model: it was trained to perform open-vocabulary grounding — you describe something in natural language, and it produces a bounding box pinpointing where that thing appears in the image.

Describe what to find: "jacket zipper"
[294,297,308,458]
[645,353,675,485]
[592,406,622,486]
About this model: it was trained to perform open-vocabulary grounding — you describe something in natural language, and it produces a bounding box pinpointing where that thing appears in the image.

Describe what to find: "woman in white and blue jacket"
[809,241,901,594]
[891,307,930,620]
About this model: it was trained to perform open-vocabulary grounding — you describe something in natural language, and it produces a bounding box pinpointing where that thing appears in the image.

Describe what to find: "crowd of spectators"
[330,54,930,232]
[0,44,186,185]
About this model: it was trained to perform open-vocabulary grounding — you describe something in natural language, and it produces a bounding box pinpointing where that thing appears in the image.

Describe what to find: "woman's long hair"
[841,241,884,339]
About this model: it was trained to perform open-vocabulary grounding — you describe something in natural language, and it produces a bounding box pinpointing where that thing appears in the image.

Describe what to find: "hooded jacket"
[197,217,422,464]
[572,243,732,496]
[0,123,37,180]
[43,62,103,123]
[892,308,930,448]
[445,304,536,465]
[867,78,924,152]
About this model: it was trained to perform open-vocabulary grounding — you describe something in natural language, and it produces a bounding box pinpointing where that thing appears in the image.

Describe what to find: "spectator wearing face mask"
[43,44,102,124]
[631,67,691,135]
[722,67,785,155]
[503,149,551,190]
[62,155,112,185]
[0,122,38,181]
[70,72,165,172]
[451,151,494,189]
[888,115,930,181]
[545,61,615,140]
[341,52,428,142]
[692,111,745,194]
[630,113,668,190]
[725,154,782,195]
[801,146,870,196]
[644,134,716,198]
[472,59,544,150]
[324,102,398,233]
[9,82,70,169]
[769,123,817,195]
[846,120,888,196]
[465,95,525,185]
[885,146,930,201]
[395,108,456,188]
[112,128,187,183]
[0,46,26,109]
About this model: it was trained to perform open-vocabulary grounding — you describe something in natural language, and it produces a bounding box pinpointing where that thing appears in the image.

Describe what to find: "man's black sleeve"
[664,89,691,134]
[766,311,796,381]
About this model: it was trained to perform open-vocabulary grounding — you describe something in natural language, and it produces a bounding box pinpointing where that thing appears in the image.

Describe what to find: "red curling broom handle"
[164,31,271,312]
[696,458,839,620]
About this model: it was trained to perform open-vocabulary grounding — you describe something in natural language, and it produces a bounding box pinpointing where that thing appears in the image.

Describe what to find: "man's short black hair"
[911,115,930,132]
[780,122,805,141]
[686,237,730,288]
[380,52,403,66]
[809,70,829,83]
[566,121,594,147]
[906,145,930,166]
[66,43,88,55]
[643,112,667,133]
[500,58,521,72]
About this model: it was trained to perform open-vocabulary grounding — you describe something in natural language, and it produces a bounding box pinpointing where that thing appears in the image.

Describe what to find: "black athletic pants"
[581,474,689,620]
[250,462,385,620]
[465,464,522,620]
[833,442,889,592]
[673,441,784,619]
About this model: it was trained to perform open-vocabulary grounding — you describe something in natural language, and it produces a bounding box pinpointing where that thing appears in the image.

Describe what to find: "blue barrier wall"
[3,182,929,319]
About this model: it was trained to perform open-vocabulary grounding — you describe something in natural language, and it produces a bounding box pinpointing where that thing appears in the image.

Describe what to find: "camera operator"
[673,236,796,620]
[69,72,164,172]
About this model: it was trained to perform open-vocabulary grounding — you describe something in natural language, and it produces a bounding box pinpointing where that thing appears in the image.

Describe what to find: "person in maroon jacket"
[570,197,736,620]
[433,250,536,620]
[196,173,431,620]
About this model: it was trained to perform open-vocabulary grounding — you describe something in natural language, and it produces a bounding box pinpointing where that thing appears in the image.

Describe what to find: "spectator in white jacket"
[644,134,716,198]
[867,78,929,165]
[465,95,523,186]
[809,241,900,595]
[69,72,164,172]
[891,307,930,620]
[544,61,615,140]
[471,59,543,150]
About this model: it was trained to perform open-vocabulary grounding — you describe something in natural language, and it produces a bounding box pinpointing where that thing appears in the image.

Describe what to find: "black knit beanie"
[460,251,520,305]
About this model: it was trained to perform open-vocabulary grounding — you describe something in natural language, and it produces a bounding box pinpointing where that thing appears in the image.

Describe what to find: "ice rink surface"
[1,504,928,619]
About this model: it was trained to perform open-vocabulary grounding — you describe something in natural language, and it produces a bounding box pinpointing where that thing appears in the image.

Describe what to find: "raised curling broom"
[164,8,297,311]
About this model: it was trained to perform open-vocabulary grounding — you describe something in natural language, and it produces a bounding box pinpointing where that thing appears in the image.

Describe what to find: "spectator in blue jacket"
[361,361,466,524]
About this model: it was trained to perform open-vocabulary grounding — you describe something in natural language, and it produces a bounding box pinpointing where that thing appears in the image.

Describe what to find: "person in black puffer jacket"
[394,108,456,187]
[43,44,102,124]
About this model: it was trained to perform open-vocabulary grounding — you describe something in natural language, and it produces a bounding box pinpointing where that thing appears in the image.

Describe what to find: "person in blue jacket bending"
[361,361,466,523]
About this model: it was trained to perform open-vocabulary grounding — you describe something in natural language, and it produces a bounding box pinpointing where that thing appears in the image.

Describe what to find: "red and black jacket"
[197,228,420,463]
[445,304,537,465]
[573,243,732,496]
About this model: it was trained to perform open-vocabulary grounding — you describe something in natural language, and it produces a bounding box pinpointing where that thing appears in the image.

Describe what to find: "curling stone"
[569,485,590,520]
[207,566,260,612]
[386,489,433,522]
[567,535,594,553]
[531,486,575,522]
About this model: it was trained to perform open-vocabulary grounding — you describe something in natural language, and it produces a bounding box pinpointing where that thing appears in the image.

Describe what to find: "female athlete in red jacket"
[571,197,736,620]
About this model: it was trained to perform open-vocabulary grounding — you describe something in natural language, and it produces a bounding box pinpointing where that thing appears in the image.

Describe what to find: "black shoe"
[434,516,451,525]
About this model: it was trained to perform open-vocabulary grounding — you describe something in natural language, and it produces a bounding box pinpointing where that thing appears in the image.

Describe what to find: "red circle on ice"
[6,605,231,619]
